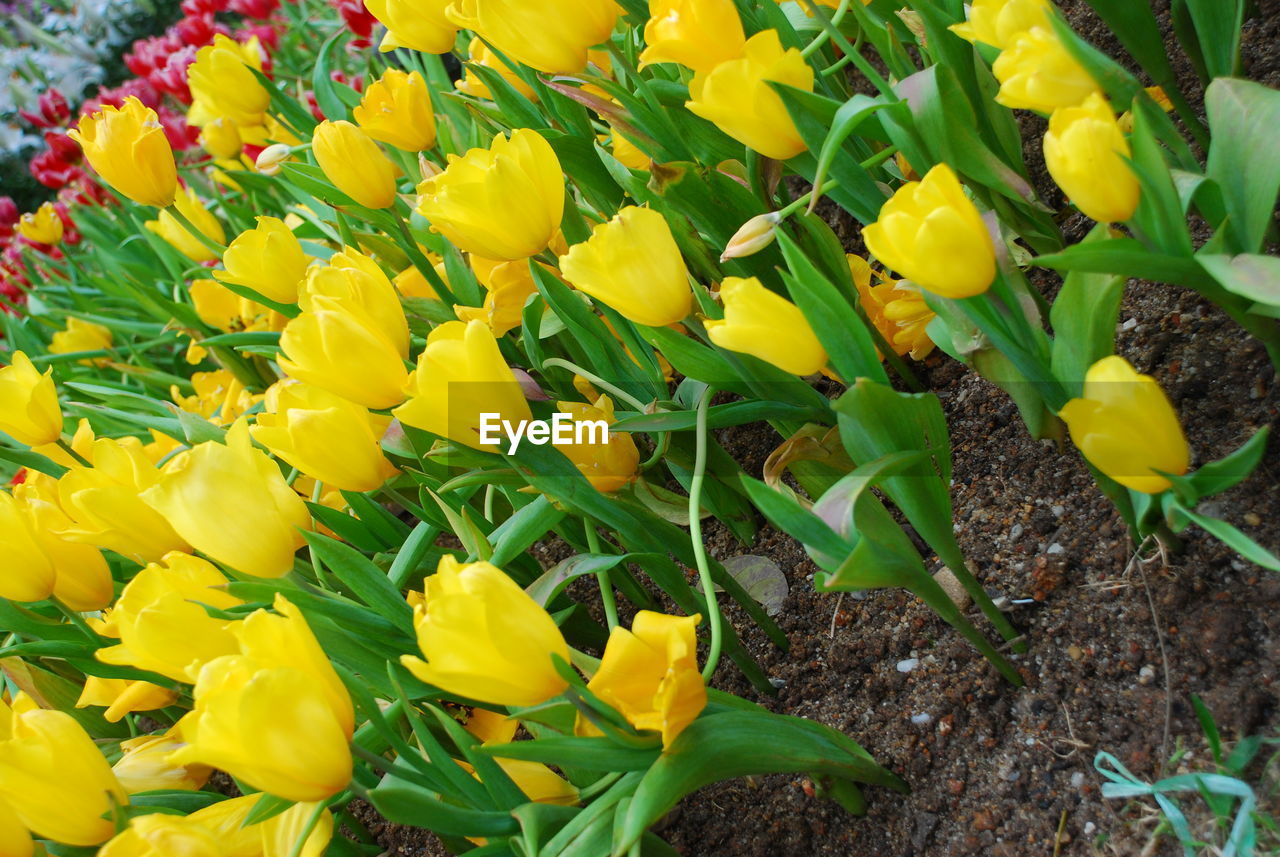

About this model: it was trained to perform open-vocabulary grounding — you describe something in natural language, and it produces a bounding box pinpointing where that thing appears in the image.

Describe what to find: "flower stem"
[690,387,723,682]
[540,357,649,412]
[584,522,618,631]
[55,438,92,468]
[52,598,100,643]
[164,204,227,257]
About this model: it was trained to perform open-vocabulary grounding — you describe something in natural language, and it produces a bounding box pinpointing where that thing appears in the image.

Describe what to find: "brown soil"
[372,2,1280,855]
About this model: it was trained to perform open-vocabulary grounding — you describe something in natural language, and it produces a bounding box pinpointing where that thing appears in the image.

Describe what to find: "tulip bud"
[1043,93,1139,224]
[98,812,222,857]
[1059,356,1189,494]
[401,556,571,706]
[849,254,936,361]
[312,120,400,209]
[112,727,212,794]
[455,256,543,337]
[720,211,780,261]
[354,69,436,152]
[144,186,226,263]
[862,163,996,298]
[49,317,113,365]
[580,611,706,746]
[255,142,293,175]
[559,206,692,327]
[640,0,746,73]
[16,202,63,245]
[187,34,270,127]
[416,129,565,260]
[141,420,311,577]
[553,395,639,492]
[993,25,1101,113]
[0,351,62,446]
[686,30,813,161]
[75,677,177,723]
[393,319,533,451]
[198,117,243,159]
[68,96,177,207]
[704,276,828,375]
[948,0,1051,49]
[364,0,458,53]
[214,216,313,304]
[445,0,622,73]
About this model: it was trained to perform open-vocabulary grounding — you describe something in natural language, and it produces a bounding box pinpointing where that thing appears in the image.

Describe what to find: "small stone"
[911,712,933,725]
[1244,512,1261,526]
[1070,772,1085,788]
[1047,543,1064,555]
[932,568,973,610]
[768,677,787,689]
[897,658,920,673]
[947,779,966,795]
[972,809,997,831]
[1138,665,1156,685]
[1067,645,1083,661]
[1083,822,1096,836]
[1051,505,1065,517]
[1009,523,1024,541]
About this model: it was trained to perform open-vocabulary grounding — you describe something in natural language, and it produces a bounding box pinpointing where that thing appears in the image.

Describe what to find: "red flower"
[174,13,221,46]
[229,0,280,18]
[157,107,202,150]
[333,0,376,48]
[30,150,85,190]
[0,198,18,240]
[18,89,70,129]
[181,0,229,14]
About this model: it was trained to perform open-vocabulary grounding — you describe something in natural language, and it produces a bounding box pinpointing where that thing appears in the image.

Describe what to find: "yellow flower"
[1059,356,1189,494]
[1043,92,1139,223]
[553,395,639,492]
[170,595,354,802]
[948,0,1051,49]
[0,798,31,857]
[401,556,570,706]
[0,352,62,446]
[993,26,1101,113]
[145,186,226,263]
[862,163,996,298]
[75,677,177,723]
[0,487,112,609]
[720,212,779,262]
[416,129,564,261]
[312,120,400,209]
[322,247,411,355]
[705,276,827,375]
[640,0,745,73]
[198,117,243,159]
[16,202,62,245]
[393,320,533,451]
[171,369,263,426]
[608,128,649,169]
[445,0,621,73]
[49,317,113,365]
[252,380,396,492]
[214,216,313,305]
[455,256,543,336]
[455,36,536,100]
[355,69,436,152]
[848,255,936,361]
[187,35,269,127]
[68,96,177,207]
[365,0,458,53]
[394,262,444,299]
[187,794,333,857]
[96,551,243,683]
[582,611,705,746]
[0,694,129,846]
[686,30,813,161]
[112,726,212,794]
[559,206,692,327]
[98,812,223,857]
[190,279,285,333]
[141,420,311,578]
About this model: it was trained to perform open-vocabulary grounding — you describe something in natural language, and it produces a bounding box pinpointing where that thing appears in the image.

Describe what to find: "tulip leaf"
[1050,224,1128,397]
[611,400,827,433]
[740,475,850,570]
[1180,0,1245,79]
[1164,498,1280,572]
[1172,426,1271,502]
[301,531,414,625]
[0,445,66,478]
[305,502,384,553]
[1035,238,1212,289]
[368,775,522,838]
[128,791,229,815]
[312,29,352,122]
[489,495,567,569]
[1197,253,1280,313]
[388,520,443,590]
[1205,78,1280,254]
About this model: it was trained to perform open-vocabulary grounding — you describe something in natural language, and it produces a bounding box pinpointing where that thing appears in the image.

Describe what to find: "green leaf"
[1197,253,1280,312]
[740,475,849,570]
[489,495,566,568]
[1164,496,1280,571]
[0,445,67,478]
[311,30,352,121]
[1180,426,1270,501]
[301,531,414,625]
[611,400,827,433]
[1035,238,1211,289]
[368,775,521,838]
[481,736,660,771]
[1181,0,1245,78]
[1050,224,1127,397]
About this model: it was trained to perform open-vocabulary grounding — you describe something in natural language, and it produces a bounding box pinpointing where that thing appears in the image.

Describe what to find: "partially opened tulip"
[68,96,177,207]
[993,25,1101,113]
[401,556,570,706]
[640,0,745,72]
[279,295,410,410]
[455,256,543,337]
[1059,356,1189,494]
[141,420,310,577]
[186,34,270,127]
[0,798,31,857]
[199,117,243,159]
[553,395,639,492]
[312,120,400,209]
[49,317,113,365]
[848,255,936,361]
[394,320,532,451]
[581,611,706,746]
[445,0,621,73]
[3,477,113,610]
[112,727,212,794]
[188,794,333,857]
[17,202,63,245]
[705,276,827,375]
[1043,93,1139,223]
[75,677,177,723]
[145,186,226,263]
[355,69,436,152]
[862,163,996,298]
[686,30,813,161]
[214,216,314,304]
[949,0,1051,49]
[456,36,536,100]
[0,351,62,446]
[416,129,564,260]
[559,206,692,326]
[312,248,410,355]
[365,0,458,53]
[98,813,222,857]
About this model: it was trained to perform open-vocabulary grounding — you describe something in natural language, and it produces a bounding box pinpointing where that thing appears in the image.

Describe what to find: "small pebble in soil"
[897,658,920,673]
[1071,772,1085,788]
[911,712,932,725]
[1084,822,1097,836]
[1047,543,1064,555]
[1138,665,1156,685]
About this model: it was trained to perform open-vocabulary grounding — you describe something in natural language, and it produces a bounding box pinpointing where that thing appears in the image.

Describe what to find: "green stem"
[286,797,337,857]
[164,204,227,257]
[585,523,618,631]
[639,430,671,471]
[391,209,456,305]
[541,357,649,412]
[801,0,852,58]
[690,388,723,682]
[55,438,92,468]
[52,598,100,644]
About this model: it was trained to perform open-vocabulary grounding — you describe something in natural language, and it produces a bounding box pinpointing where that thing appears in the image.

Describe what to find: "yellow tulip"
[171,595,354,802]
[145,186,226,263]
[1059,356,1189,494]
[705,276,827,375]
[0,351,62,446]
[312,120,400,209]
[416,129,564,260]
[49,317,113,366]
[848,254,936,361]
[171,369,263,427]
[314,248,411,356]
[112,727,212,794]
[141,420,310,577]
[445,0,621,73]
[1043,93,1139,223]
[365,0,458,53]
[401,556,570,706]
[0,694,129,847]
[251,380,396,492]
[96,551,243,682]
[98,813,222,857]
[949,0,1051,49]
[559,206,692,326]
[56,435,191,563]
[187,35,270,127]
[188,794,333,857]
[720,211,780,262]
[0,488,111,609]
[640,0,745,73]
[355,69,437,152]
[16,202,62,245]
[278,296,410,410]
[455,36,536,100]
[394,262,443,299]
[190,279,284,333]
[455,256,543,336]
[68,96,177,207]
[608,128,649,169]
[553,394,639,492]
[75,677,177,723]
[582,611,705,746]
[686,29,813,161]
[214,216,313,304]
[993,25,1101,113]
[0,798,31,857]
[199,117,243,159]
[862,163,996,298]
[393,320,533,451]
